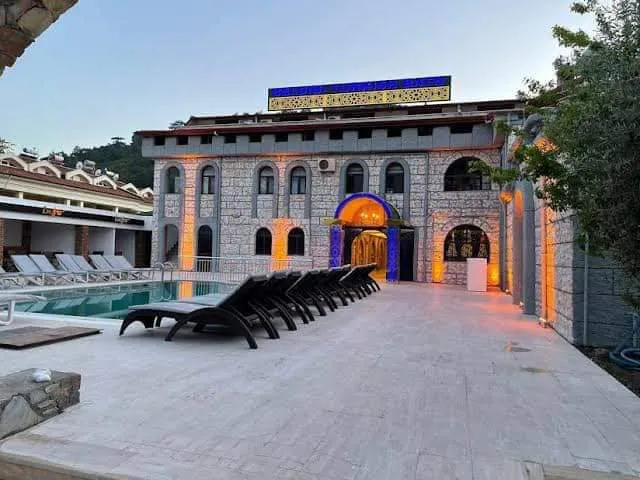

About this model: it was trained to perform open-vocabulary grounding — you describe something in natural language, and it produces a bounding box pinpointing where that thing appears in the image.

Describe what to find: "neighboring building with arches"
[139,98,523,284]
[0,152,153,268]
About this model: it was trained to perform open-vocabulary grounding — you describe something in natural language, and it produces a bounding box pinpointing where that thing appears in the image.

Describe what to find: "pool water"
[15,281,235,320]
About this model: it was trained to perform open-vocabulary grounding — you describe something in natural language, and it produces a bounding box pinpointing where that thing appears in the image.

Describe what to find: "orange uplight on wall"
[178,281,193,300]
[179,160,197,270]
[271,217,295,270]
[543,206,556,323]
[432,259,444,283]
[488,264,499,286]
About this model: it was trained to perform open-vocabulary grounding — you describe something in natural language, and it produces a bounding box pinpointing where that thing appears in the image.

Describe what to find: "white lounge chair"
[72,255,119,281]
[28,255,81,284]
[55,254,109,282]
[90,255,130,280]
[0,266,26,288]
[104,255,153,280]
[0,294,47,326]
[11,255,47,285]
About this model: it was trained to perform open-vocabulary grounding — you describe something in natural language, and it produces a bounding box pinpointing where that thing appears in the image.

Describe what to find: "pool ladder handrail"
[154,262,177,284]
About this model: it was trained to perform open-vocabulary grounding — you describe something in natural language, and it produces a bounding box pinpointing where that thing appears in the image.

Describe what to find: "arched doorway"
[351,230,387,278]
[164,224,179,263]
[197,225,213,257]
[330,192,411,282]
[196,225,213,271]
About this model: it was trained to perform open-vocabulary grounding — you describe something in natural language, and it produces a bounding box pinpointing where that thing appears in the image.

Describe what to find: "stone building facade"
[138,100,524,285]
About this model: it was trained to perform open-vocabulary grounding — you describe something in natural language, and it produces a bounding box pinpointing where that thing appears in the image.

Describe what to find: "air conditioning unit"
[318,158,336,173]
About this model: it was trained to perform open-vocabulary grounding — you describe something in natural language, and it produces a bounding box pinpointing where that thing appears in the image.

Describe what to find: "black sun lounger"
[186,275,280,340]
[119,275,281,349]
[242,271,314,330]
[287,270,337,317]
[260,271,315,325]
[340,264,380,298]
[314,266,354,306]
[120,301,258,349]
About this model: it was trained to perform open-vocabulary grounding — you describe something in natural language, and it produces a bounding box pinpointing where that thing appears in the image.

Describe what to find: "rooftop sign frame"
[268,76,451,111]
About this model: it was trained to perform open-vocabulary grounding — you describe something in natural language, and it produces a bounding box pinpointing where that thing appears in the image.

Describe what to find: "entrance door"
[351,230,387,278]
[399,230,415,281]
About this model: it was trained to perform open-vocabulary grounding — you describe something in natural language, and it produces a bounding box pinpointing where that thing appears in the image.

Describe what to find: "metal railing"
[174,256,315,284]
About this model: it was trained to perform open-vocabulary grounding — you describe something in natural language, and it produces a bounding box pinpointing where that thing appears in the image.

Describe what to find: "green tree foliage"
[63,136,153,188]
[485,0,640,307]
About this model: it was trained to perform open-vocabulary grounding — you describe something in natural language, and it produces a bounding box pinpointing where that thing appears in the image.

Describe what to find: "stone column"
[329,225,343,267]
[386,226,400,282]
[75,225,89,256]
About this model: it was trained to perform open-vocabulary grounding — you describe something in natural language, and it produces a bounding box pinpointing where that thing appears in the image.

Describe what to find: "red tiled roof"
[0,166,152,203]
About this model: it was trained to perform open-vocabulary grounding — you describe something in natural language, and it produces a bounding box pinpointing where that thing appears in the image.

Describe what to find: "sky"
[0,0,594,155]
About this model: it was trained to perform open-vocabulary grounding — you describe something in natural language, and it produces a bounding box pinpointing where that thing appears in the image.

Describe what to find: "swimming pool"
[15,281,235,319]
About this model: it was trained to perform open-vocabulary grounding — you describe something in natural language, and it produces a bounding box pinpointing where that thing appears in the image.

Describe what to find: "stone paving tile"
[415,452,473,480]
[1,283,640,479]
[303,453,361,480]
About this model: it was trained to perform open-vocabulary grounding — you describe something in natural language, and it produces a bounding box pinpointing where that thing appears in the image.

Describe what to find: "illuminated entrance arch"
[330,193,402,281]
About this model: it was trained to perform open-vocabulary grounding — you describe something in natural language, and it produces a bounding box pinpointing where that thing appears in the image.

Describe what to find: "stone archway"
[330,193,403,281]
[0,1,78,77]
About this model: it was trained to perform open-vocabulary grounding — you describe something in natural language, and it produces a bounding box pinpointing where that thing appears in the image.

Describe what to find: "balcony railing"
[175,256,315,284]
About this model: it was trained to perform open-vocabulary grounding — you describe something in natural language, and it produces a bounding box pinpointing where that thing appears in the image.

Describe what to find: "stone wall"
[0,369,80,440]
[0,0,78,77]
[425,149,501,286]
[515,193,634,347]
[288,194,306,219]
[199,195,215,218]
[163,194,181,218]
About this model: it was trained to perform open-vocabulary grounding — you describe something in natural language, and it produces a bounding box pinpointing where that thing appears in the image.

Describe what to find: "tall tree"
[485,0,640,307]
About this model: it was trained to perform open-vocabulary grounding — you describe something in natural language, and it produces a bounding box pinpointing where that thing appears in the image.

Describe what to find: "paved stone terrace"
[1,284,640,479]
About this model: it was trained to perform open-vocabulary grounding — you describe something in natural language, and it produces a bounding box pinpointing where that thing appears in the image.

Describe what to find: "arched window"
[290,167,307,195]
[197,225,213,257]
[444,225,490,262]
[444,157,490,191]
[287,228,305,256]
[385,162,404,194]
[255,228,272,255]
[258,167,274,194]
[166,167,181,194]
[201,166,216,194]
[345,164,364,194]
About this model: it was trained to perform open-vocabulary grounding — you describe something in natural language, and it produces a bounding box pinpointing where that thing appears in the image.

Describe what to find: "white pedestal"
[466,258,487,292]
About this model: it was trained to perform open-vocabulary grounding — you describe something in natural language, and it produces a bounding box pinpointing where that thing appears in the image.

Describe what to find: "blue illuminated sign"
[268,75,451,110]
[269,76,451,98]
